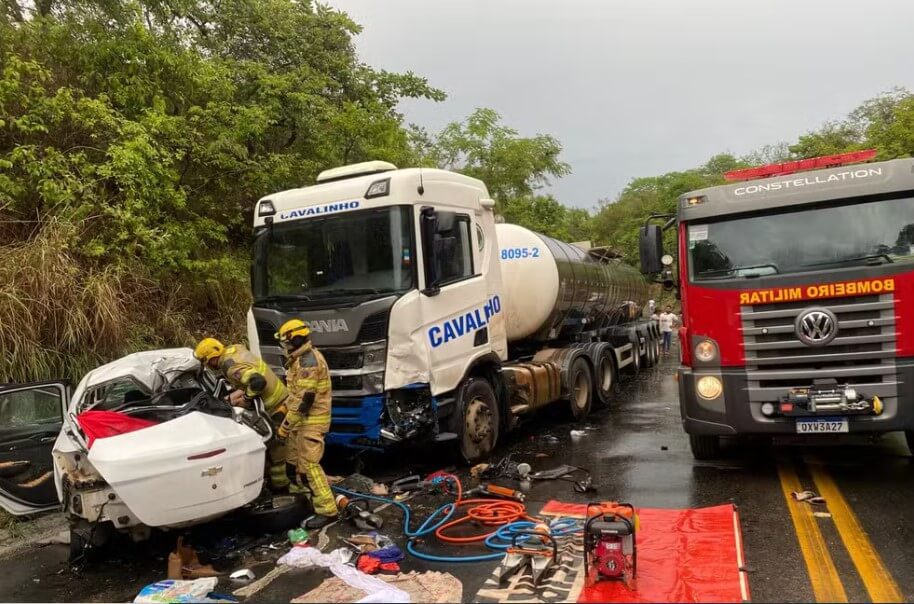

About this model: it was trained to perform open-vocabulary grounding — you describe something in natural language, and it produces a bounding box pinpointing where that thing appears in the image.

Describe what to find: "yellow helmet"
[194,337,225,362]
[275,319,310,346]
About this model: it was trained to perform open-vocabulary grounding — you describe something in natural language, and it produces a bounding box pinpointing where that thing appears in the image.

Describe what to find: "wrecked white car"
[0,348,282,553]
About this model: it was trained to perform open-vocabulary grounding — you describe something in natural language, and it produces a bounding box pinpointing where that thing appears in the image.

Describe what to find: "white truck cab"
[249,162,656,461]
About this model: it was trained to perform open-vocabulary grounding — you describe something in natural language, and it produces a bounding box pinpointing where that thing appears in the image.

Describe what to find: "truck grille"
[740,293,898,404]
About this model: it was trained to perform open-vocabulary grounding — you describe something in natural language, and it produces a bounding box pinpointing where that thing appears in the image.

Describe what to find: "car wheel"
[568,357,594,421]
[242,494,309,534]
[689,434,721,460]
[452,378,500,464]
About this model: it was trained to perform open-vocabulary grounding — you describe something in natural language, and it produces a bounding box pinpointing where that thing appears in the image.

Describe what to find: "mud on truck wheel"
[451,377,500,464]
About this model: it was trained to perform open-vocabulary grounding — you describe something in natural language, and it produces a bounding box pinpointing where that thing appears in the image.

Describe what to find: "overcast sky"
[328,0,914,209]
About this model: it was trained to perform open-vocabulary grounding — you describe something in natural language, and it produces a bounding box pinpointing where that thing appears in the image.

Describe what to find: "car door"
[0,381,68,515]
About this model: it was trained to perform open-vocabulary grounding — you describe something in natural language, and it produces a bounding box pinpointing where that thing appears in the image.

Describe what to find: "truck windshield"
[689,195,914,281]
[252,206,415,303]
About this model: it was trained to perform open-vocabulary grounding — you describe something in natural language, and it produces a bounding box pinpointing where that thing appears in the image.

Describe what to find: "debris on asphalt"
[134,578,236,603]
[336,494,384,530]
[35,529,70,546]
[229,569,255,583]
[371,483,390,496]
[357,553,400,574]
[661,445,669,451]
[288,528,310,546]
[813,512,833,518]
[570,429,586,440]
[530,464,595,494]
[540,435,560,445]
[167,536,221,580]
[291,570,462,603]
[791,490,827,506]
[232,566,291,598]
[470,463,490,479]
[278,547,409,603]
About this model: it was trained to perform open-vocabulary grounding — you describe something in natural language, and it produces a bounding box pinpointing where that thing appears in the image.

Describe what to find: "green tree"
[418,108,588,240]
[0,0,444,381]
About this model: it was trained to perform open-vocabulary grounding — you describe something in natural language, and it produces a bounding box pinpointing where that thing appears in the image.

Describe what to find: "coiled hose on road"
[331,474,580,563]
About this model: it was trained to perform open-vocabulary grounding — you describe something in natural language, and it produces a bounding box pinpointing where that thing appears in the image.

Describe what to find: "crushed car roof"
[70,348,199,412]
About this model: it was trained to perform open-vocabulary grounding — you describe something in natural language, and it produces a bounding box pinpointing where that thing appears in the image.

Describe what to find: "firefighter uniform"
[282,340,338,519]
[218,344,290,491]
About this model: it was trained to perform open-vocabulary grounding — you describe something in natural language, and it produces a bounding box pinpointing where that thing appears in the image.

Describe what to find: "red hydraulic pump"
[583,502,637,589]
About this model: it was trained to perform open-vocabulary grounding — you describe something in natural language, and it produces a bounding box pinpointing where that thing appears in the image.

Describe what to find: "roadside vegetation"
[3,1,914,384]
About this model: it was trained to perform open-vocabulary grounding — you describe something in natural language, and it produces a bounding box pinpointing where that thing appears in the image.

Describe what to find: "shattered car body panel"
[51,348,267,534]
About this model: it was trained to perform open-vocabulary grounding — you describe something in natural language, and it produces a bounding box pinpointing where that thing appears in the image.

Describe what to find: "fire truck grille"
[740,293,898,403]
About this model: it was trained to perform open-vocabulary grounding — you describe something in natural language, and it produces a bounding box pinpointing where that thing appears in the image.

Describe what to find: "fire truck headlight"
[694,340,718,363]
[696,376,723,400]
[761,402,776,417]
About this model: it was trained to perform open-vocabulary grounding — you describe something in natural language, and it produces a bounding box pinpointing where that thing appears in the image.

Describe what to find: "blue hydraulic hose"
[331,485,582,564]
[332,484,504,562]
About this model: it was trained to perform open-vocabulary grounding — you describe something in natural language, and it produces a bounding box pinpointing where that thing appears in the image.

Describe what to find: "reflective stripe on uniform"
[302,462,337,516]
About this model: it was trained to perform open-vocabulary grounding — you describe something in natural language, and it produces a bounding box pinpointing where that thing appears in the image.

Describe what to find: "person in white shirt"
[658,305,678,354]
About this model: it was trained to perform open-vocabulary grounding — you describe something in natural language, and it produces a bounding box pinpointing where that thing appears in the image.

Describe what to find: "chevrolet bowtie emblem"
[201,466,223,477]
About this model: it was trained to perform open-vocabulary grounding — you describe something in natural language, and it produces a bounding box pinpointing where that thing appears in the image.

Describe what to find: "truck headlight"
[696,376,723,400]
[694,340,717,363]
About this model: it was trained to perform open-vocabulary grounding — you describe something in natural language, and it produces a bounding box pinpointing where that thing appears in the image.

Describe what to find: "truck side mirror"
[639,225,663,274]
[420,207,441,296]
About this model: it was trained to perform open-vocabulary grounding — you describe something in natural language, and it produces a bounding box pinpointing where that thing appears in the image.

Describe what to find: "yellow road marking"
[810,465,903,603]
[777,462,848,602]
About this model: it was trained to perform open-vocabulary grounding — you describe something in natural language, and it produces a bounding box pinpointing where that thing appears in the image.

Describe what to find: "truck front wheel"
[568,357,594,421]
[452,378,500,464]
[689,434,721,460]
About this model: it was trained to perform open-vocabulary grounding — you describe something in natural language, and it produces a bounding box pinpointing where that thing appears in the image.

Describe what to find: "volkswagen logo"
[795,307,838,346]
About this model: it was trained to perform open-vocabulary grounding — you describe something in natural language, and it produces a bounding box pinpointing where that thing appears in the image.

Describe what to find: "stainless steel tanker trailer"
[248,162,659,460]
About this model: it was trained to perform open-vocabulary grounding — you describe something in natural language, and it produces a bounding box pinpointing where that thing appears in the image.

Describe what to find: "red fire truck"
[640,151,914,459]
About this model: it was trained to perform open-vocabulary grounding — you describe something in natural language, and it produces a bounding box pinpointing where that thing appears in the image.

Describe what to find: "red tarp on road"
[76,410,158,448]
[540,501,750,603]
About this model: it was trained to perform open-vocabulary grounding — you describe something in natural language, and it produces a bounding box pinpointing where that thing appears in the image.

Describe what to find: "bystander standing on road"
[658,305,679,355]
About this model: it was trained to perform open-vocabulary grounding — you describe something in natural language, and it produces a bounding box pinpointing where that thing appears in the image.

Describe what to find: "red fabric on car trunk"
[77,410,158,448]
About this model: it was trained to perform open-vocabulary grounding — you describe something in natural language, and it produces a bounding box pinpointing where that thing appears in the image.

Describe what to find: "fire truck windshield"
[689,195,914,281]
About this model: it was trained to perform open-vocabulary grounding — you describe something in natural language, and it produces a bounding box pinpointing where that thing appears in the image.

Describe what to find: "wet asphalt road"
[3,350,914,602]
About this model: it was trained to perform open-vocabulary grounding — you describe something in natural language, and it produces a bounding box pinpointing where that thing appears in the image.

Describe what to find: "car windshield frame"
[687,194,914,282]
[251,205,417,305]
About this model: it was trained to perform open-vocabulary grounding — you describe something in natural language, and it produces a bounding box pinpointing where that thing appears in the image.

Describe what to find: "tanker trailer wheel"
[594,349,617,408]
[568,357,594,421]
[451,377,500,464]
[627,334,641,374]
[643,332,656,368]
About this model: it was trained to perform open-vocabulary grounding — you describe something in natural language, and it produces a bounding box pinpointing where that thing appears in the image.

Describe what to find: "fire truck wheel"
[568,357,594,421]
[689,434,721,460]
[452,377,500,464]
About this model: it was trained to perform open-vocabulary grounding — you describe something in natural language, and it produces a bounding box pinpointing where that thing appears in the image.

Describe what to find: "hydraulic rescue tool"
[583,502,637,588]
[495,531,560,586]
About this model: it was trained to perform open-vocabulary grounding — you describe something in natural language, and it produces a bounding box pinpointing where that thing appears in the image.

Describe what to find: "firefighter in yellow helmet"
[193,337,291,491]
[275,319,338,529]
